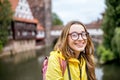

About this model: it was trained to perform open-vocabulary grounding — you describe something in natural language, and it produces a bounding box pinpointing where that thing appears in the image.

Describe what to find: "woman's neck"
[74,51,81,59]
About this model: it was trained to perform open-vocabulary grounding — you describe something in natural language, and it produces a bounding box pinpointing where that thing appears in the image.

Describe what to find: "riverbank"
[0,45,45,58]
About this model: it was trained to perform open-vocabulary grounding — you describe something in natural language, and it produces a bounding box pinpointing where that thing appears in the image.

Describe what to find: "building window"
[17,31,20,36]
[22,31,27,36]
[32,31,35,36]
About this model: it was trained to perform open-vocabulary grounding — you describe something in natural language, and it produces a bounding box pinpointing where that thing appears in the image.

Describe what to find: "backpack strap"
[59,58,72,80]
[42,56,48,80]
[58,57,67,76]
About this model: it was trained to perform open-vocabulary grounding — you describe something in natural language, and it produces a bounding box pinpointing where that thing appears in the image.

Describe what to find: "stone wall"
[12,40,36,53]
[0,39,36,57]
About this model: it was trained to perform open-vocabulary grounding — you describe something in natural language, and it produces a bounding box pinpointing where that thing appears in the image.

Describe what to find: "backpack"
[42,56,67,80]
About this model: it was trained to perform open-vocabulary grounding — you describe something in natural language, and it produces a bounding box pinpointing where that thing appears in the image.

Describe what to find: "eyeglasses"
[68,32,89,40]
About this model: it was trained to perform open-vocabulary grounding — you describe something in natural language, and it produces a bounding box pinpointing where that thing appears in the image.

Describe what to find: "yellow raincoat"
[45,51,88,80]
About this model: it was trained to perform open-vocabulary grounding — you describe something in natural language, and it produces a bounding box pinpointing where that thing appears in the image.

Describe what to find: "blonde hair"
[54,21,96,80]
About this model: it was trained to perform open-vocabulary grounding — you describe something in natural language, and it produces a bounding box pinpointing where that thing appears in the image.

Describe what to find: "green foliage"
[0,0,13,51]
[52,12,63,26]
[98,0,120,63]
[102,0,120,49]
[111,28,120,59]
[0,41,3,51]
[97,45,114,64]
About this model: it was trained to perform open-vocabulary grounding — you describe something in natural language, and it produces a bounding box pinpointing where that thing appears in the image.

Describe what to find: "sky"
[52,0,106,25]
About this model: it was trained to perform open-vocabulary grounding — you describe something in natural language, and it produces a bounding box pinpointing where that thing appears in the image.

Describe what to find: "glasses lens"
[81,32,87,39]
[71,33,78,40]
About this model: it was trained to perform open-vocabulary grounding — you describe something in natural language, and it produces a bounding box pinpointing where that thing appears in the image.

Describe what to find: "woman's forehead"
[69,24,85,33]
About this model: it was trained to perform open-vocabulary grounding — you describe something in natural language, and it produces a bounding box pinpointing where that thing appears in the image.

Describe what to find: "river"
[0,46,120,80]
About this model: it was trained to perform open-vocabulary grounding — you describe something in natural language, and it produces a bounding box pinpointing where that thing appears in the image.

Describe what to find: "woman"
[45,21,96,80]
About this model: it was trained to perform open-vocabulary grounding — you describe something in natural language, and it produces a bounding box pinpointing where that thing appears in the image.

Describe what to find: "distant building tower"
[28,0,45,27]
[44,0,52,46]
[28,0,52,46]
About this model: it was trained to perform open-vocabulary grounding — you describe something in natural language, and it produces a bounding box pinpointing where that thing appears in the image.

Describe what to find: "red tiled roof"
[9,0,19,11]
[51,25,64,30]
[85,19,102,29]
[37,23,44,30]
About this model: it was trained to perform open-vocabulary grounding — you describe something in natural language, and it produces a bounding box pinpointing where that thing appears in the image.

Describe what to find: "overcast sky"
[52,0,106,25]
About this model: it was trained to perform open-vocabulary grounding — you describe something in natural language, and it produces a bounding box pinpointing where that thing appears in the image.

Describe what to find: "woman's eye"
[72,34,77,37]
[82,32,86,35]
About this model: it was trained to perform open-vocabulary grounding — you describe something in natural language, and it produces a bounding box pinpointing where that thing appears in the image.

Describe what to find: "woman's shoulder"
[49,50,65,60]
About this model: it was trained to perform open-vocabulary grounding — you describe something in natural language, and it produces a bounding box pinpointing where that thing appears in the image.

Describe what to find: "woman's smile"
[75,42,85,48]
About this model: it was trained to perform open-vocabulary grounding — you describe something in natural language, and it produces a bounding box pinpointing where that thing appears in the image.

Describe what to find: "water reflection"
[0,46,120,80]
[0,50,40,80]
[0,50,36,64]
[102,63,120,80]
[0,58,42,80]
[95,66,103,80]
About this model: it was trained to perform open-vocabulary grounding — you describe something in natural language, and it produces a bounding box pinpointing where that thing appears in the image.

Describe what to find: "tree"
[102,0,120,49]
[0,0,13,51]
[52,12,63,26]
[111,28,120,60]
[97,0,120,63]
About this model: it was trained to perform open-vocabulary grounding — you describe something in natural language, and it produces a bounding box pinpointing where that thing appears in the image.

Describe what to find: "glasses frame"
[68,32,89,40]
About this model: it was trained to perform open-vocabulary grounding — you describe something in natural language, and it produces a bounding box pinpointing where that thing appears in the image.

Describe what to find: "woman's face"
[68,24,87,54]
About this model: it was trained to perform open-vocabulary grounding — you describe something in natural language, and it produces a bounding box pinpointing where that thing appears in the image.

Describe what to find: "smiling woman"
[45,21,96,80]
[67,24,88,58]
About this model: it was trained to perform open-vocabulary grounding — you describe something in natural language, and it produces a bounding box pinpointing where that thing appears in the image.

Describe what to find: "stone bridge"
[50,29,103,47]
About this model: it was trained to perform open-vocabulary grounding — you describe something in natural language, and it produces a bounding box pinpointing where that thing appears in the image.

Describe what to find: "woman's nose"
[78,35,84,40]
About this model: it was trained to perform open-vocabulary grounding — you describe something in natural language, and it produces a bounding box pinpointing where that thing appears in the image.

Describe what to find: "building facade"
[7,0,38,54]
